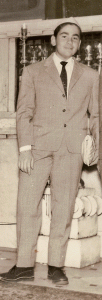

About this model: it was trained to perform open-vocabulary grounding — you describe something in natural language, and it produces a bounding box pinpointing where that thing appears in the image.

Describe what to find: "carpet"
[0,283,102,300]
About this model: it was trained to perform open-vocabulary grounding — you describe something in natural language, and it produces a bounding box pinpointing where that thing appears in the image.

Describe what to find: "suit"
[16,53,99,267]
[99,70,102,178]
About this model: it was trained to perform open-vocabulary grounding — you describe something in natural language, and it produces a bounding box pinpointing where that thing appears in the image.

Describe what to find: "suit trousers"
[17,136,83,267]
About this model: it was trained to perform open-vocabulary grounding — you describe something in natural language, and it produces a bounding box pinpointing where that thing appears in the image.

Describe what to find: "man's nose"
[66,39,73,46]
[66,36,72,43]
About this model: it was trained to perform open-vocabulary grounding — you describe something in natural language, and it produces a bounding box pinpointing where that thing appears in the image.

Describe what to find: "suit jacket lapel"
[44,54,85,96]
[68,58,85,94]
[44,54,64,94]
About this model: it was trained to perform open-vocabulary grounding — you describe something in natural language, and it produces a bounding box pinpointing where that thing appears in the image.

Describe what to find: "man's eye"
[73,37,78,40]
[62,35,67,38]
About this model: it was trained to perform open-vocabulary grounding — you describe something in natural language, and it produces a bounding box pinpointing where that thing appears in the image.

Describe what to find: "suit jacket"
[99,70,102,168]
[17,53,99,157]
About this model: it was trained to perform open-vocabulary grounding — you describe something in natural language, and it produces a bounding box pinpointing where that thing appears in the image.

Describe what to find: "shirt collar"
[53,52,74,66]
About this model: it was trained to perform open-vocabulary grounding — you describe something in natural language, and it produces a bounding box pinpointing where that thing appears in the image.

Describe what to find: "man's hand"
[18,150,34,175]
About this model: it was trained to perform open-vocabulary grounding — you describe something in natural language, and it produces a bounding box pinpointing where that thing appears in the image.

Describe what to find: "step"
[98,232,102,257]
[98,214,102,232]
[36,235,100,268]
[0,229,100,268]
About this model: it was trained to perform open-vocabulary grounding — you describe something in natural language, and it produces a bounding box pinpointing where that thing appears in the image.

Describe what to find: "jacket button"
[64,124,66,127]
[62,109,66,112]
[62,94,65,97]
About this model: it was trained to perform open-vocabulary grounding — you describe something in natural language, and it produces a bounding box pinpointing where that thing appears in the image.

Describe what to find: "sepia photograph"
[0,1,102,299]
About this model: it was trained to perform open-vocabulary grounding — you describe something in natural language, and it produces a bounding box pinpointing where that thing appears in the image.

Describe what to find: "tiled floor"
[0,248,102,295]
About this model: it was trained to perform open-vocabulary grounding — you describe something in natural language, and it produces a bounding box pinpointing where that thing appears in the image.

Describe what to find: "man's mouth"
[64,47,73,50]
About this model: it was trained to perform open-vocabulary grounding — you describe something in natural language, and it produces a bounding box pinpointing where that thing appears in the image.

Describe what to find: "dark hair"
[54,22,81,39]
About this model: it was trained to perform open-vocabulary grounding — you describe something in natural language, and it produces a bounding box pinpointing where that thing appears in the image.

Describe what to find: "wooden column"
[0,38,9,112]
[0,36,16,135]
[8,38,16,112]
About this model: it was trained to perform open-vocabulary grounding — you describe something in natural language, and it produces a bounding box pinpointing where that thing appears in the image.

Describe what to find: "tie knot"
[60,61,68,67]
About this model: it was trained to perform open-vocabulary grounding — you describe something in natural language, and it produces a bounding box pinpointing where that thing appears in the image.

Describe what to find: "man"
[99,69,102,179]
[0,17,99,285]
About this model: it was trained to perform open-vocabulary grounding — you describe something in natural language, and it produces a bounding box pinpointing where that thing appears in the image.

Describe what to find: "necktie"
[60,61,68,98]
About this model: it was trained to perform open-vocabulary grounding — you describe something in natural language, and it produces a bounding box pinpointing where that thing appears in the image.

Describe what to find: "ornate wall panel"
[16,29,102,106]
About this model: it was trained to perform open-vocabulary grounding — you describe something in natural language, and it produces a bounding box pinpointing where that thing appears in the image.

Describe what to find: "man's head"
[51,19,81,60]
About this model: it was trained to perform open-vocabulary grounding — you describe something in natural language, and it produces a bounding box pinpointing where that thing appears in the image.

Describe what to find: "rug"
[0,283,102,300]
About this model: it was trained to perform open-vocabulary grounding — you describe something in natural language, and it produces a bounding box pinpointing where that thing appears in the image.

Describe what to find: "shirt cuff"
[19,145,31,152]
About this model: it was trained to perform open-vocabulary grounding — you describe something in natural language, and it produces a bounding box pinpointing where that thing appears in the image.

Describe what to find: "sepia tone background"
[0,0,102,21]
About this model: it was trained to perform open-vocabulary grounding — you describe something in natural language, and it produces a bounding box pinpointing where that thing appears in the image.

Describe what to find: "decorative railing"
[17,26,102,82]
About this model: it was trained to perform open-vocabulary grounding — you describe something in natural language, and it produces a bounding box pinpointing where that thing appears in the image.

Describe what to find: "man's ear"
[51,35,56,47]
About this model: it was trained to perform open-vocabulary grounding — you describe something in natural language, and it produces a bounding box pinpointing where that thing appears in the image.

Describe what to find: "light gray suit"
[16,53,99,267]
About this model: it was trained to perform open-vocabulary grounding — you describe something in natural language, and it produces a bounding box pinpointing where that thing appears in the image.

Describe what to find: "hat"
[54,17,81,32]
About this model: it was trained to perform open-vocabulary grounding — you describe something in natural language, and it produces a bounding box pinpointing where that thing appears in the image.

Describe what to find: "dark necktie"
[60,61,68,98]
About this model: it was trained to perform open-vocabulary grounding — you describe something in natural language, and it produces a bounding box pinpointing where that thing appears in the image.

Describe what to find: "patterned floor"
[0,283,102,300]
[0,250,102,299]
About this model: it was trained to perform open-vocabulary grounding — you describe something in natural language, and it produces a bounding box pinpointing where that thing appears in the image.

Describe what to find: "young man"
[0,17,99,285]
[99,70,102,179]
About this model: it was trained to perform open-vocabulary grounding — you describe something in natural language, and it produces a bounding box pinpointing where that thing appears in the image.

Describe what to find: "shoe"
[48,265,68,285]
[0,265,34,282]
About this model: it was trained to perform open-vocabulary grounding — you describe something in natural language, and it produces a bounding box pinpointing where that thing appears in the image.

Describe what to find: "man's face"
[52,24,81,60]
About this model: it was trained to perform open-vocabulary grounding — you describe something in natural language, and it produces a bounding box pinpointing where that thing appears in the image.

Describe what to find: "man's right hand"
[18,150,34,175]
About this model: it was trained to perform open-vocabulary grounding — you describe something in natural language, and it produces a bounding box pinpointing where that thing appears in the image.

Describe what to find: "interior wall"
[45,0,102,19]
[65,0,102,17]
[0,0,102,22]
[0,0,45,21]
[45,0,63,19]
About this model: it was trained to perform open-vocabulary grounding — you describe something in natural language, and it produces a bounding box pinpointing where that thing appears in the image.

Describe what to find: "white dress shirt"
[20,52,74,152]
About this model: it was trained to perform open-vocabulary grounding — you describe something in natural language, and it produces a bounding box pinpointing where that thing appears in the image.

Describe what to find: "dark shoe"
[0,265,34,282]
[48,265,68,285]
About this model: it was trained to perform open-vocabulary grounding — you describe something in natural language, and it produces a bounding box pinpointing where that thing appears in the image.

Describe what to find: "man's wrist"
[19,145,31,152]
